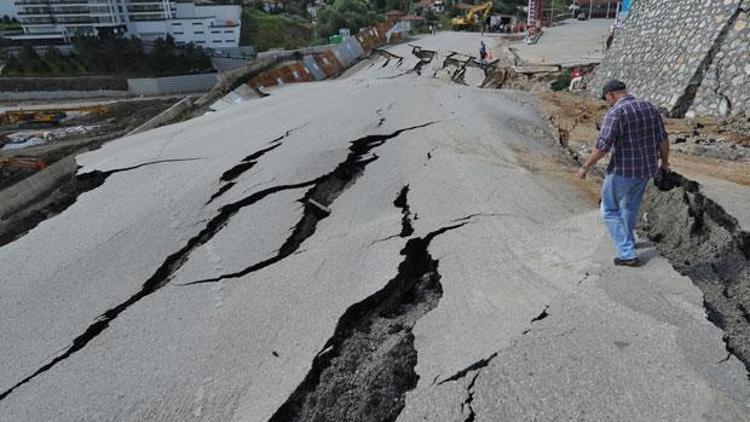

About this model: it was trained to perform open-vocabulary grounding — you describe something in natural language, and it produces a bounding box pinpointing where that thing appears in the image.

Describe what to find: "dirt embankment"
[533,90,750,373]
[537,91,750,187]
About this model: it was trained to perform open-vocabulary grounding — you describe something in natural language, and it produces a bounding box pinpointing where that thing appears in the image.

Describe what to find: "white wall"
[128,20,169,42]
[195,5,241,25]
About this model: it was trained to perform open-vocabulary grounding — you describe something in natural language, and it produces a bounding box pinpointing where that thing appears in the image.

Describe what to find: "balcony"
[15,0,111,5]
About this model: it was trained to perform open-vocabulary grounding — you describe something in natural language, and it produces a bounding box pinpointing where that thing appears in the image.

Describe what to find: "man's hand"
[660,160,670,172]
[577,166,588,179]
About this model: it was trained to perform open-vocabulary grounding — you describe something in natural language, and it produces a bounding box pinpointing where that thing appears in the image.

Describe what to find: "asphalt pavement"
[0,31,748,421]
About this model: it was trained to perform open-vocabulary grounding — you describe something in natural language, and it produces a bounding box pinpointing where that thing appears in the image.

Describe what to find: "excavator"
[451,1,494,31]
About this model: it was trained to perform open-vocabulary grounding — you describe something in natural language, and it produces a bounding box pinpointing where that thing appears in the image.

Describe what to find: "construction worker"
[578,80,670,267]
[479,41,487,63]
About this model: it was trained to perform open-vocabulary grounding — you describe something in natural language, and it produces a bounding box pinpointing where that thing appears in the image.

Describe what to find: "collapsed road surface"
[1,32,749,421]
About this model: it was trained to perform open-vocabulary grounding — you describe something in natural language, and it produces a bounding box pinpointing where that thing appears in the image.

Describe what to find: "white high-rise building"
[12,1,241,49]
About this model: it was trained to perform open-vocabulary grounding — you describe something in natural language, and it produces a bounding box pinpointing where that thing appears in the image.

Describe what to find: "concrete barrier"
[0,156,77,222]
[128,97,193,136]
[0,90,129,102]
[127,73,219,96]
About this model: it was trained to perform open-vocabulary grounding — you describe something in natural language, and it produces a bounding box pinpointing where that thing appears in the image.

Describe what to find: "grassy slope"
[240,9,313,52]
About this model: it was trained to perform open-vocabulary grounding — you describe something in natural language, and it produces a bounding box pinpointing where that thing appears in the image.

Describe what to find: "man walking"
[578,80,670,267]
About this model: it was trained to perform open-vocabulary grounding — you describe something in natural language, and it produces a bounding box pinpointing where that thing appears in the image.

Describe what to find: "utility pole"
[589,0,593,19]
[551,1,554,25]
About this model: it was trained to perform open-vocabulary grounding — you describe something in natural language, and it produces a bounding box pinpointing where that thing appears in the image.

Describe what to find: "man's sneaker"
[614,257,641,267]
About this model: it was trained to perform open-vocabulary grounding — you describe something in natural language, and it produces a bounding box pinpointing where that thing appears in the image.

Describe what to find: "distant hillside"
[240,9,314,52]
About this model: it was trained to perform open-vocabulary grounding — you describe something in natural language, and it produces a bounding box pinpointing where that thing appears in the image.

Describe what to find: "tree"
[19,43,50,74]
[316,0,381,38]
[44,45,63,61]
[148,35,178,75]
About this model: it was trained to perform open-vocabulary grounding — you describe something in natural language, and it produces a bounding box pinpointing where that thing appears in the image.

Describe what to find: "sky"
[0,1,17,19]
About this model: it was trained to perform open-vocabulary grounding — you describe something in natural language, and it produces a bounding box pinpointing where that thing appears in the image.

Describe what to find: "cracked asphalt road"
[0,32,748,421]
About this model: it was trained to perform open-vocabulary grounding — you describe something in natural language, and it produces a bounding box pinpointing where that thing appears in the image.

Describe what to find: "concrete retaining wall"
[211,56,253,73]
[0,90,129,102]
[592,0,748,118]
[0,76,128,92]
[689,6,750,118]
[127,73,219,96]
[0,156,77,222]
[128,97,192,135]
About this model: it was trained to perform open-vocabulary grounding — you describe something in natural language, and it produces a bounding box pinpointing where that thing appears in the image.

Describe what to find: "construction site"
[1,0,749,420]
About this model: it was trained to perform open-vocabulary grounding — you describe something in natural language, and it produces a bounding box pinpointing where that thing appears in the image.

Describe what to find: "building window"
[224,30,233,33]
[225,40,234,43]
[171,22,181,26]
[194,31,204,34]
[213,40,221,43]
[173,31,183,35]
[196,41,206,44]
[193,22,203,25]
[210,30,220,34]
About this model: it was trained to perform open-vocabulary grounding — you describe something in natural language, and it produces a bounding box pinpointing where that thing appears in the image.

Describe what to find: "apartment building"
[11,1,240,49]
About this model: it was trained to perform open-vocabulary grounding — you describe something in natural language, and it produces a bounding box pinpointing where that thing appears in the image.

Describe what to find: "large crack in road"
[269,223,467,422]
[0,158,201,248]
[640,172,750,376]
[207,127,301,205]
[0,123,434,402]
[183,123,434,286]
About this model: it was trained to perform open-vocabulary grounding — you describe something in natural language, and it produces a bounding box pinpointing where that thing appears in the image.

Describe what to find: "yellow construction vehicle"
[0,105,109,128]
[452,1,493,31]
[1,110,67,127]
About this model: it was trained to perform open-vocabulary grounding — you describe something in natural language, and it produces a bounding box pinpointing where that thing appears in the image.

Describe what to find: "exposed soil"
[536,91,750,187]
[639,174,750,374]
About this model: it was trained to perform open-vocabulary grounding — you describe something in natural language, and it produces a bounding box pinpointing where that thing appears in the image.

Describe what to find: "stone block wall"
[127,73,219,96]
[689,6,749,117]
[592,0,748,118]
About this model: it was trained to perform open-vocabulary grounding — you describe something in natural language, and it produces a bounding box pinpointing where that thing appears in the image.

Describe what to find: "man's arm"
[657,111,670,171]
[659,139,670,171]
[577,147,608,179]
[578,109,618,179]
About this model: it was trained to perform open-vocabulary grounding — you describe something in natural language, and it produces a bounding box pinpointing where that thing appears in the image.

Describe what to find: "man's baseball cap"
[601,79,627,100]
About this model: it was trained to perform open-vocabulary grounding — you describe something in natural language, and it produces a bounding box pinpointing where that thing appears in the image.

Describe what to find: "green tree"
[386,0,407,13]
[19,43,49,73]
[44,46,63,61]
[316,0,381,38]
[148,35,178,75]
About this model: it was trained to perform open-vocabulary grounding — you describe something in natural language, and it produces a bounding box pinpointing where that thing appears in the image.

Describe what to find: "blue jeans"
[601,174,649,260]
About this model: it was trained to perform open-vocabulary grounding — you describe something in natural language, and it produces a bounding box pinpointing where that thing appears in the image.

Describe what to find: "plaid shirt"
[596,95,668,179]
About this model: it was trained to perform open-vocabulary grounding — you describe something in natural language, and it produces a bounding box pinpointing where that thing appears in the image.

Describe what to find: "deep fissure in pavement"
[0,158,200,248]
[184,123,434,285]
[411,46,437,76]
[438,352,499,385]
[0,124,435,401]
[268,223,466,422]
[394,185,414,237]
[460,372,481,422]
[640,172,750,375]
[0,178,317,402]
[207,129,297,205]
[219,143,281,182]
